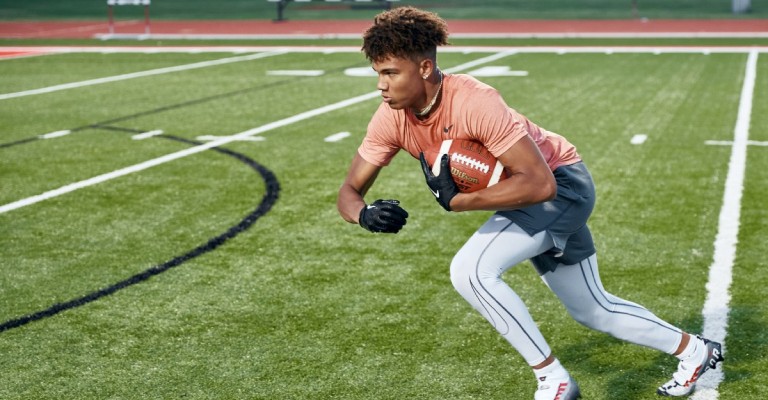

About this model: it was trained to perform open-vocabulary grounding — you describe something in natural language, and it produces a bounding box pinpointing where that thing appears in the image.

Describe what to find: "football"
[424,139,508,193]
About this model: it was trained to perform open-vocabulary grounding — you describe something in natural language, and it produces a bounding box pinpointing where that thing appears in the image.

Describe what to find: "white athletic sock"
[534,358,567,380]
[676,335,701,361]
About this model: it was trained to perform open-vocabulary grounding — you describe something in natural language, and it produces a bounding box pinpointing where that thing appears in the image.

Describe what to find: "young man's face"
[371,56,426,111]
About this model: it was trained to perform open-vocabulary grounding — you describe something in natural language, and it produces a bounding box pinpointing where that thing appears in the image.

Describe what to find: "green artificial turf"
[0,46,764,399]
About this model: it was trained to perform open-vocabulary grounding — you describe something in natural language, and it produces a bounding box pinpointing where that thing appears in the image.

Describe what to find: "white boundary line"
[0,51,285,101]
[1,45,767,55]
[91,32,768,40]
[0,51,515,215]
[690,50,758,400]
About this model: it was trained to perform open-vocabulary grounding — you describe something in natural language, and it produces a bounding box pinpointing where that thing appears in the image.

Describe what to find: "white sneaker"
[535,372,581,400]
[657,336,724,397]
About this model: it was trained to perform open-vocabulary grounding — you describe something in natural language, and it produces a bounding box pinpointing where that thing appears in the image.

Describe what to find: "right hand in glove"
[358,199,409,234]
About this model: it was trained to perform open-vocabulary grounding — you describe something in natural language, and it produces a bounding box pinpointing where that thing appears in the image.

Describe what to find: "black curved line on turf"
[0,137,38,149]
[0,136,280,333]
[0,61,368,149]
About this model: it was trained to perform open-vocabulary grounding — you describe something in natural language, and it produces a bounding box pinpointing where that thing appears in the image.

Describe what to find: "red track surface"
[1,19,767,38]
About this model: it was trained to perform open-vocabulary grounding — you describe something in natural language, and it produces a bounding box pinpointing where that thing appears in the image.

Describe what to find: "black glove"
[419,152,459,211]
[358,199,409,233]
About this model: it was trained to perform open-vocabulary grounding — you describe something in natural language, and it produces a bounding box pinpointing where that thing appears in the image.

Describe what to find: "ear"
[419,58,435,79]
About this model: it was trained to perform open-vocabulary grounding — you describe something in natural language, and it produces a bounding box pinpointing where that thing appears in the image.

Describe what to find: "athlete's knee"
[449,251,474,297]
[451,252,505,304]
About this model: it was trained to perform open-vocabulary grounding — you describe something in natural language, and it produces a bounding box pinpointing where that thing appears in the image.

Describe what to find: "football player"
[336,6,722,399]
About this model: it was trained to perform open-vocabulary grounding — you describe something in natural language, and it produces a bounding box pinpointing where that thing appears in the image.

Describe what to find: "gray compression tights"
[450,215,683,366]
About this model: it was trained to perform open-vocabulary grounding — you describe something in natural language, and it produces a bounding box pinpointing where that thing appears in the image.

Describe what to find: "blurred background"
[0,0,764,21]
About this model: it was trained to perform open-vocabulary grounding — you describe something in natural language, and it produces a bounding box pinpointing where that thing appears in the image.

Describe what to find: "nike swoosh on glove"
[419,152,459,211]
[359,199,409,233]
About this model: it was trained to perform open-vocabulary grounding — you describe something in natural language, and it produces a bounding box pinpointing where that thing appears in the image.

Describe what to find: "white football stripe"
[489,161,505,186]
[433,139,454,175]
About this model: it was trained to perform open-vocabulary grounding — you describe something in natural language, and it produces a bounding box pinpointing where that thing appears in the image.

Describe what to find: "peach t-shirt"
[358,73,581,170]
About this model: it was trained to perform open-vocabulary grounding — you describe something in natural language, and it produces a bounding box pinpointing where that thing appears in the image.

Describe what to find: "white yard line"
[1,46,767,55]
[0,51,285,101]
[91,32,768,40]
[690,50,758,400]
[0,51,515,215]
[705,140,768,147]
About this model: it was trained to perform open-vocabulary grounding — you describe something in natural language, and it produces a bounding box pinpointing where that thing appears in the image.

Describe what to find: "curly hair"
[362,6,449,63]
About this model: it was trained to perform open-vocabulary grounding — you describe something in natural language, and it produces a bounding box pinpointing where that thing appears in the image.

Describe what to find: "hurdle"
[107,0,151,35]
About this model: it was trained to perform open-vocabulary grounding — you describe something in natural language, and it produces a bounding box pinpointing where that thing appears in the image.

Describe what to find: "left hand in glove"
[419,152,459,211]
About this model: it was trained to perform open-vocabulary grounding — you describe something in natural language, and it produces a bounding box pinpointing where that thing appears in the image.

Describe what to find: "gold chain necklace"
[414,69,443,117]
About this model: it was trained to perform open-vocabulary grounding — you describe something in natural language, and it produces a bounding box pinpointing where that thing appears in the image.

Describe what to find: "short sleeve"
[464,88,528,158]
[358,103,401,167]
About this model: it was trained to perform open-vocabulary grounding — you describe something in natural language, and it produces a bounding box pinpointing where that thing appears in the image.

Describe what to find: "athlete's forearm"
[337,183,367,224]
[337,153,383,223]
[450,169,556,212]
